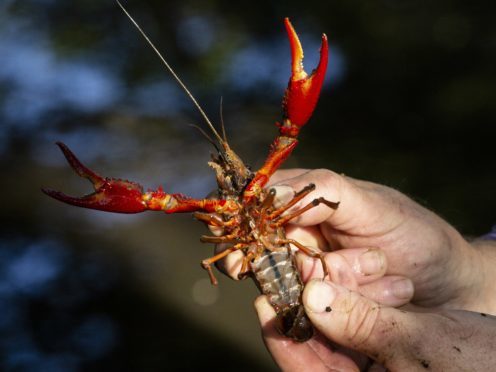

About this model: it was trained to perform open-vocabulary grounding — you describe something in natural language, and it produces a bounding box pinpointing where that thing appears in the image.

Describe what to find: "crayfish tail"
[275,304,313,342]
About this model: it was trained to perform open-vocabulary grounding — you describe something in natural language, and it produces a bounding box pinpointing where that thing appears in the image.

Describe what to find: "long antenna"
[219,96,227,142]
[115,0,223,143]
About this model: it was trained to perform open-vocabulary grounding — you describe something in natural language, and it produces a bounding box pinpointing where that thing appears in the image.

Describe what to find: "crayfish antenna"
[115,0,224,146]
[188,124,220,152]
[219,96,228,142]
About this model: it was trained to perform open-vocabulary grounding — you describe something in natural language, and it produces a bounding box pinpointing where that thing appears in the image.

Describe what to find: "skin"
[216,168,496,371]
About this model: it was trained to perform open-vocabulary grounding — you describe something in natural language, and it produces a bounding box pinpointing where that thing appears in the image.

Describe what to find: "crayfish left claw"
[243,20,329,201]
[42,142,147,213]
[282,18,328,131]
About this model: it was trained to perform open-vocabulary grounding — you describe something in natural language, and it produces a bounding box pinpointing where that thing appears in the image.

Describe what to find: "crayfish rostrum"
[43,2,338,342]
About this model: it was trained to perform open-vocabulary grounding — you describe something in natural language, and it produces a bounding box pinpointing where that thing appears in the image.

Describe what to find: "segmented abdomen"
[250,246,313,342]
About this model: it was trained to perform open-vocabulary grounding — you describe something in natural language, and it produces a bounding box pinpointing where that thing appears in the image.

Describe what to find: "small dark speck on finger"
[420,359,430,369]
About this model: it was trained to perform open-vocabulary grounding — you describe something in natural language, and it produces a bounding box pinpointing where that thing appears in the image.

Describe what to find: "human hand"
[243,168,495,371]
[218,168,493,313]
[261,169,495,314]
[255,276,496,371]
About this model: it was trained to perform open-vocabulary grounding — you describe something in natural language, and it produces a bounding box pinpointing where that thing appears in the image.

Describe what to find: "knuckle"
[341,293,382,347]
[327,253,357,290]
[311,168,340,180]
[311,169,344,194]
[308,169,343,190]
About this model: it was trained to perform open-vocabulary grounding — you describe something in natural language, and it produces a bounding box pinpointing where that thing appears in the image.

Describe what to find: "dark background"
[1,0,495,370]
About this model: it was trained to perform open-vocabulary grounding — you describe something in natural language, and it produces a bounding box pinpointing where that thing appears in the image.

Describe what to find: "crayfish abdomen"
[252,247,313,341]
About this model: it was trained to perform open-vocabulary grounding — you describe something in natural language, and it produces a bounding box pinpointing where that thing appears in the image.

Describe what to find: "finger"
[358,276,414,307]
[336,248,387,281]
[304,280,496,370]
[214,244,244,280]
[285,225,329,251]
[269,169,346,227]
[254,295,361,372]
[270,169,402,238]
[302,279,413,367]
[208,224,224,237]
[297,252,358,291]
[296,249,388,286]
[267,168,309,186]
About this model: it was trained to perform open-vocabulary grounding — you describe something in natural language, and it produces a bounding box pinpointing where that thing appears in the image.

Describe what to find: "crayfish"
[43,1,338,342]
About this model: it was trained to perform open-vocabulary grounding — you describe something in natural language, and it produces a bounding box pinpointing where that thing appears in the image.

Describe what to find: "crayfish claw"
[55,142,105,187]
[283,18,329,129]
[41,188,96,208]
[43,142,147,213]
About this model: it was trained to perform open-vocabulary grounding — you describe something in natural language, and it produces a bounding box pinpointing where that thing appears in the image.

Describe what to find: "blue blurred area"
[0,238,118,371]
[0,16,121,128]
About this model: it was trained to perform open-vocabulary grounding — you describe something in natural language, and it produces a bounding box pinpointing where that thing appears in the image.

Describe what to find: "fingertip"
[254,296,281,342]
[285,225,328,251]
[214,248,244,280]
[208,225,224,236]
[254,295,277,326]
[298,252,358,291]
[295,251,321,282]
[224,250,244,280]
[357,248,386,276]
[336,247,387,282]
[391,277,415,303]
[358,275,414,307]
[271,185,295,209]
[303,279,338,314]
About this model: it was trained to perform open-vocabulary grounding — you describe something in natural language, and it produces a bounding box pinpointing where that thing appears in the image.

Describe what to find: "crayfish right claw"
[42,142,147,213]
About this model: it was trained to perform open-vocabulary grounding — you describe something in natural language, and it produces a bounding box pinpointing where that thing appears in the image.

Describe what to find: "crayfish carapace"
[43,1,339,342]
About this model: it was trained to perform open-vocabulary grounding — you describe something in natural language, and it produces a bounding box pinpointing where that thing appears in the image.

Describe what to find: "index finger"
[268,169,402,238]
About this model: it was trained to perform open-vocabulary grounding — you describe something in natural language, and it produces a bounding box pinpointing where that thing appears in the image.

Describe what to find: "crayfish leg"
[237,251,256,280]
[269,183,316,219]
[193,212,224,226]
[276,238,329,280]
[271,196,339,227]
[200,233,240,244]
[193,212,240,228]
[201,243,248,285]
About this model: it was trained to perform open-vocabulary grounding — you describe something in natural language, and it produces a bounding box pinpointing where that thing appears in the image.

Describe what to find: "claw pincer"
[42,142,147,213]
[283,17,328,130]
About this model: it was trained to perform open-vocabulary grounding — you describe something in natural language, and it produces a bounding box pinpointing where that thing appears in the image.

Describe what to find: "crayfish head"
[209,141,254,199]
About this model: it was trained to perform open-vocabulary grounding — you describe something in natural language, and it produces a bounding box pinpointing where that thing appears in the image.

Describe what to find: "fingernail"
[358,249,385,275]
[305,280,336,313]
[391,278,414,300]
[272,185,294,208]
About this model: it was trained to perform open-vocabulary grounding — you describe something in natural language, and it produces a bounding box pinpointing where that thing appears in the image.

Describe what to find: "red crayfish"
[43,2,338,342]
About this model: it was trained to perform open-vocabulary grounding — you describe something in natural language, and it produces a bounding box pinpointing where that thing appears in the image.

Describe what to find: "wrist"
[470,238,496,315]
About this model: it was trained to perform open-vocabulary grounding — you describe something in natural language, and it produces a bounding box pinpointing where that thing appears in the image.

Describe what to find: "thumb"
[302,279,411,366]
[303,280,496,371]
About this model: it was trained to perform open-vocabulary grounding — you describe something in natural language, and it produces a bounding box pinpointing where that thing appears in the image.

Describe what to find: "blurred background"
[1,0,495,370]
